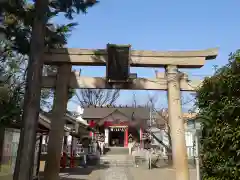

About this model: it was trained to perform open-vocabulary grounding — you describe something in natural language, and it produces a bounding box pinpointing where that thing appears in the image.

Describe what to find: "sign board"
[110,127,126,132]
[106,44,130,82]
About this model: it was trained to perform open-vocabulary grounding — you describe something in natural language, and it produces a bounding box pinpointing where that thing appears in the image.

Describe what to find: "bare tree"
[130,92,194,164]
[128,92,173,163]
[74,89,120,107]
[147,93,173,164]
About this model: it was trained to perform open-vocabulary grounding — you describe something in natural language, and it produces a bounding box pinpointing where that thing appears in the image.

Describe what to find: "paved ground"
[1,166,197,180]
[58,167,197,180]
[100,167,132,180]
[1,153,197,180]
[129,168,197,180]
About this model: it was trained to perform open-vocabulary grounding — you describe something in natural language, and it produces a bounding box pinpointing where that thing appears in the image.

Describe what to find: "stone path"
[36,153,197,180]
[98,154,134,180]
[2,167,197,180]
[129,168,197,180]
[100,167,132,180]
[98,166,197,180]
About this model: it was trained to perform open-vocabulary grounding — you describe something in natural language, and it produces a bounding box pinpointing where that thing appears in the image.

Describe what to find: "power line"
[188,74,212,77]
[182,98,196,105]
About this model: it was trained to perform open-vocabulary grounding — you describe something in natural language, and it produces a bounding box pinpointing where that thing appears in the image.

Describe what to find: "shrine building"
[82,106,150,147]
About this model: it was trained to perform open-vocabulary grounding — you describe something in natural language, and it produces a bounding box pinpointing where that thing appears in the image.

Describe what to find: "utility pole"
[13,0,49,180]
[149,107,152,169]
[195,130,200,180]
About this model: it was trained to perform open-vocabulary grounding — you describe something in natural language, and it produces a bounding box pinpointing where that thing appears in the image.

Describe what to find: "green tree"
[196,51,240,180]
[0,1,78,125]
[0,1,97,179]
[1,1,98,180]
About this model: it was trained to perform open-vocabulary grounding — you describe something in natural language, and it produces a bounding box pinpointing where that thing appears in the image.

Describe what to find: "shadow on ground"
[150,158,196,169]
[39,163,109,180]
[135,155,196,170]
[59,163,109,175]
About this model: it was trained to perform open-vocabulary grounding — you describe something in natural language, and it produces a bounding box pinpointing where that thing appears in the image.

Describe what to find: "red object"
[89,120,95,127]
[70,151,74,168]
[61,152,67,169]
[104,121,128,127]
[124,128,128,147]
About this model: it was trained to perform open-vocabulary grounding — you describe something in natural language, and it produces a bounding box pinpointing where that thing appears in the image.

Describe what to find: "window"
[187,120,195,129]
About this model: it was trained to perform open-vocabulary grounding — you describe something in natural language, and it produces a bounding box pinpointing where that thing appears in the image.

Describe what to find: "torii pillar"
[44,64,71,180]
[166,65,189,180]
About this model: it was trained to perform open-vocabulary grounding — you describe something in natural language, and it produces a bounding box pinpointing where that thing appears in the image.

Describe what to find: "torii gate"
[42,45,218,180]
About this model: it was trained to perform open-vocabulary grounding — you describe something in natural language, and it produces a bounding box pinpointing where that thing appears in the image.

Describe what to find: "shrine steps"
[99,154,134,167]
[104,147,129,155]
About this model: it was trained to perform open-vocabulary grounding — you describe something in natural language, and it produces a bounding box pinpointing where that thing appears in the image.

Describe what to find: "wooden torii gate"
[42,45,218,180]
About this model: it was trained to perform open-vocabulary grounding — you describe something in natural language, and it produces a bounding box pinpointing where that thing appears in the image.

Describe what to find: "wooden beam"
[41,74,202,91]
[43,48,218,68]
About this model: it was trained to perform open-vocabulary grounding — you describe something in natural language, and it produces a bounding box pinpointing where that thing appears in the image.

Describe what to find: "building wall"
[151,121,196,158]
[0,128,43,177]
[100,111,131,124]
[0,128,20,175]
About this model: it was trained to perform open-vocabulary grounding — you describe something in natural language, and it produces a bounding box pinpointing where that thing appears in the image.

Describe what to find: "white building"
[150,112,199,159]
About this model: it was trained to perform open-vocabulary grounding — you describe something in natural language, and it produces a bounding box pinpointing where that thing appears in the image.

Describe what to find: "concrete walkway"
[100,167,132,180]
[54,153,197,180]
[1,167,197,180]
[58,167,197,180]
[129,168,197,180]
[2,153,197,180]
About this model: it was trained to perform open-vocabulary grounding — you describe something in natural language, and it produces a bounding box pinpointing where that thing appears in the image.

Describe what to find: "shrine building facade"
[82,106,150,147]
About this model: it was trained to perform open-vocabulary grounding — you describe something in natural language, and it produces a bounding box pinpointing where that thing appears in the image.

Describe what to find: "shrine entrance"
[128,126,140,143]
[109,127,125,147]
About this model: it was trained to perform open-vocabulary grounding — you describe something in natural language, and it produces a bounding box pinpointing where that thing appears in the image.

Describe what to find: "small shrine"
[82,106,149,147]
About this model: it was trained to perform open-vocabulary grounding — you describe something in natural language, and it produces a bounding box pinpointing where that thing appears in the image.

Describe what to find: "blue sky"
[51,0,240,112]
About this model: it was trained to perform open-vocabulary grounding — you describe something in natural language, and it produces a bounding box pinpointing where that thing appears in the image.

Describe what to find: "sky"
[51,0,240,112]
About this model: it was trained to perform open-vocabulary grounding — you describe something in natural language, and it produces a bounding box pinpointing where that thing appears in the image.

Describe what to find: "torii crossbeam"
[44,48,218,68]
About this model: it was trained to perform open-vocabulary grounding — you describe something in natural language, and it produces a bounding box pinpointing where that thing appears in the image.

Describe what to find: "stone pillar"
[104,128,109,146]
[61,132,69,169]
[166,65,189,180]
[139,128,143,148]
[124,128,128,147]
[70,122,79,168]
[44,64,71,180]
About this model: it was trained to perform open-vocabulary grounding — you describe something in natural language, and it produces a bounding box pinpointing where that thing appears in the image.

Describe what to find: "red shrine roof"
[82,107,150,120]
